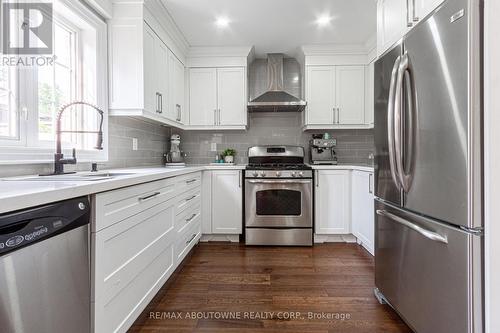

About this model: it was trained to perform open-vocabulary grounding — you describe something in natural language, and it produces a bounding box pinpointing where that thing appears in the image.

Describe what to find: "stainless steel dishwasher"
[0,197,91,333]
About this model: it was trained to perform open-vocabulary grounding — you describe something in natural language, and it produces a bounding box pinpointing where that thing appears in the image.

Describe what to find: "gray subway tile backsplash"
[0,113,374,177]
[175,113,374,165]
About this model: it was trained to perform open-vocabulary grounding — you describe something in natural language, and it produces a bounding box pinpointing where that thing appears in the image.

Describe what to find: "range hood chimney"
[247,53,306,112]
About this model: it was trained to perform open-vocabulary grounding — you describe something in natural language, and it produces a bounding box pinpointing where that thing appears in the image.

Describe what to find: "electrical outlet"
[132,138,138,151]
[210,142,217,151]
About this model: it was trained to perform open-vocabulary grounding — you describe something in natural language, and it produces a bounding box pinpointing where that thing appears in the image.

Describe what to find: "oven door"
[245,178,312,228]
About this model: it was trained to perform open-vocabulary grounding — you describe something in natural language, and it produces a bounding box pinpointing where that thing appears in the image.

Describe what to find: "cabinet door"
[143,24,157,114]
[315,170,351,234]
[364,62,375,125]
[306,66,335,125]
[155,39,169,118]
[211,170,242,234]
[351,171,375,255]
[379,0,407,54]
[415,0,444,22]
[336,66,365,124]
[217,67,246,126]
[168,50,184,123]
[189,68,217,126]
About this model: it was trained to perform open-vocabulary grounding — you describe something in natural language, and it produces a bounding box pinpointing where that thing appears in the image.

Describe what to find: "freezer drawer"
[375,200,482,333]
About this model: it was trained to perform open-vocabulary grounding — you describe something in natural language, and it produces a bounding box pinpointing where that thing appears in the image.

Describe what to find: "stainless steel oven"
[245,178,312,228]
[244,145,313,246]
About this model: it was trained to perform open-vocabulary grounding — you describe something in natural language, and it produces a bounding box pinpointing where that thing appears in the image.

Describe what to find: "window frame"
[0,0,108,164]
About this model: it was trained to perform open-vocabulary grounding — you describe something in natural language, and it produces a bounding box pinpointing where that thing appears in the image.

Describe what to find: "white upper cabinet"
[364,61,375,126]
[187,67,247,129]
[169,50,185,123]
[336,66,365,125]
[377,0,407,56]
[155,36,169,118]
[415,0,444,22]
[108,2,186,128]
[217,67,246,126]
[351,171,375,255]
[306,66,335,125]
[304,65,368,129]
[142,24,157,115]
[188,68,217,126]
[211,170,242,234]
[377,0,444,56]
[315,170,351,234]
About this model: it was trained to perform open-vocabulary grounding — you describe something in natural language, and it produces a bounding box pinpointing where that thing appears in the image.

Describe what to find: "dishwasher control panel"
[0,197,89,256]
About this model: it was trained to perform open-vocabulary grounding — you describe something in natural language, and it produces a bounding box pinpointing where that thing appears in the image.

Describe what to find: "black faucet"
[47,101,104,175]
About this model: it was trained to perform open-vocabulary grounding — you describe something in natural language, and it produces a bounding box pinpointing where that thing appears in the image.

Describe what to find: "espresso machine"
[309,137,338,165]
[165,134,186,167]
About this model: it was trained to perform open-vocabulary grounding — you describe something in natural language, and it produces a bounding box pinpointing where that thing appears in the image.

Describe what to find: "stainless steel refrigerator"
[373,0,483,332]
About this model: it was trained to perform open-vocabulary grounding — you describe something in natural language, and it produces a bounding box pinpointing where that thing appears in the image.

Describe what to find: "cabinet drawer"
[93,199,176,333]
[176,204,201,234]
[94,243,175,333]
[94,178,176,231]
[175,172,201,195]
[175,221,201,263]
[176,187,201,214]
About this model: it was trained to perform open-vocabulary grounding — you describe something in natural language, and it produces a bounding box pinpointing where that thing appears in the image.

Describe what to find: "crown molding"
[188,46,253,58]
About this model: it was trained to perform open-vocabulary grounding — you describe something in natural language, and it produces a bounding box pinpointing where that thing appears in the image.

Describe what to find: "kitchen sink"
[2,171,138,182]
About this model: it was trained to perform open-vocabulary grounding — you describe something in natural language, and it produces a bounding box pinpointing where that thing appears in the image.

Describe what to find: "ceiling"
[162,0,377,57]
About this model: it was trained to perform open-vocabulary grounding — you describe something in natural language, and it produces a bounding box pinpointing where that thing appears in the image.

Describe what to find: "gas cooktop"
[246,163,312,170]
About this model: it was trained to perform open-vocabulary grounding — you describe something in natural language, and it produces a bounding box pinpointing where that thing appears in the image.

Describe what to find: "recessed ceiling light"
[215,16,230,28]
[315,14,333,27]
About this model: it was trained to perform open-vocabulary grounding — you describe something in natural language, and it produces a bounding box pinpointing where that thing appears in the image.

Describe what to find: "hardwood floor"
[129,243,412,333]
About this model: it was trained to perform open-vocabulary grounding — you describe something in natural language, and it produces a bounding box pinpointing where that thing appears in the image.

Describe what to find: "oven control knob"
[298,171,304,177]
[252,171,259,177]
[291,171,297,177]
[276,171,281,177]
[259,171,266,177]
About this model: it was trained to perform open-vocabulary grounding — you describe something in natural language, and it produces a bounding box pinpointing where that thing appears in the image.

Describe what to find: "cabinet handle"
[138,191,160,201]
[239,171,242,188]
[218,109,221,125]
[186,178,197,184]
[406,0,413,27]
[155,92,160,113]
[368,173,373,194]
[185,213,197,223]
[337,107,340,124]
[185,194,197,202]
[315,172,319,187]
[214,109,217,125]
[176,104,181,121]
[332,107,335,124]
[186,233,197,245]
[412,0,419,22]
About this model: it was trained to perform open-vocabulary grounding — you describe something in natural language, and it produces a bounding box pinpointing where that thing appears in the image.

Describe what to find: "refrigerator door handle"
[388,55,402,190]
[394,52,407,192]
[395,52,416,193]
[376,209,448,244]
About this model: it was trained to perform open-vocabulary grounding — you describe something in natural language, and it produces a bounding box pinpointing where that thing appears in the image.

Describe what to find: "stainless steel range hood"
[247,53,306,112]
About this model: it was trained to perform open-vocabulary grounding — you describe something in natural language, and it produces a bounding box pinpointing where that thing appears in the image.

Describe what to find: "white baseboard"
[314,234,357,243]
[200,234,240,242]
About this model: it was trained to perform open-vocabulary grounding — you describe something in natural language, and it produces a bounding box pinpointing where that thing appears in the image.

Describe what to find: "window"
[0,65,18,141]
[0,0,108,163]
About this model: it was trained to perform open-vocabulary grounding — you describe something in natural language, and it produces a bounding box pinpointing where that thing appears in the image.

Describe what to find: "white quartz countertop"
[0,165,246,214]
[0,163,373,214]
[308,164,374,172]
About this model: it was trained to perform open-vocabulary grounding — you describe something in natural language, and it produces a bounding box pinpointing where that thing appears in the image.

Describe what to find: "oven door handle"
[246,180,312,184]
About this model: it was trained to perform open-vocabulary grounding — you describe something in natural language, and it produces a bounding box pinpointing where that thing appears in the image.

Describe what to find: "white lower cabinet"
[351,170,375,255]
[92,172,202,333]
[211,170,243,234]
[315,170,351,234]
